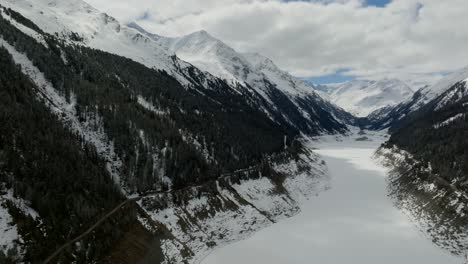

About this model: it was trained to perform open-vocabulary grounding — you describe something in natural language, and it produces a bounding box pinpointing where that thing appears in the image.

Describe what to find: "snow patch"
[0,7,48,48]
[433,113,465,129]
[137,95,168,116]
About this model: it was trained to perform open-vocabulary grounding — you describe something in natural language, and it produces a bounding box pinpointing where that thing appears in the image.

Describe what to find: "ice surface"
[201,132,462,264]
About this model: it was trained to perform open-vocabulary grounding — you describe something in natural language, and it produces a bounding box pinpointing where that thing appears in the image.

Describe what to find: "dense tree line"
[0,6,333,262]
[0,7,312,262]
[0,46,136,262]
[387,82,468,186]
[0,7,301,192]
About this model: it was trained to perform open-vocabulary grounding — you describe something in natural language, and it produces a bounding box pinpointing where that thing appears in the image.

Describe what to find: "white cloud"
[84,0,468,85]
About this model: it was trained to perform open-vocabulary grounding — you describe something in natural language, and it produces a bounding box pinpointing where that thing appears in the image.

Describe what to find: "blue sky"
[365,0,391,7]
[306,69,356,84]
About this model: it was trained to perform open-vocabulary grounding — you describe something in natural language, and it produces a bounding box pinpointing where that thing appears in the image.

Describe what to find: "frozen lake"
[201,134,462,264]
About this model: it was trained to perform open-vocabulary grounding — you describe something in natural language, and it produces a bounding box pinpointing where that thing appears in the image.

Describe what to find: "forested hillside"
[0,5,318,263]
[385,80,468,185]
[378,81,468,257]
[0,5,302,193]
[0,42,138,262]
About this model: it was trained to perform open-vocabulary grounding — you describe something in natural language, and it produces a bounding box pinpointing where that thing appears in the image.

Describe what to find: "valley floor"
[201,131,462,264]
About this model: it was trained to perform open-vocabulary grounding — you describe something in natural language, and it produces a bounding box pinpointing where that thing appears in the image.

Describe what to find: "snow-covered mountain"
[0,0,235,91]
[377,73,468,258]
[0,0,346,263]
[319,79,414,117]
[368,67,468,130]
[0,1,357,262]
[156,29,315,96]
[131,25,357,132]
[2,0,357,135]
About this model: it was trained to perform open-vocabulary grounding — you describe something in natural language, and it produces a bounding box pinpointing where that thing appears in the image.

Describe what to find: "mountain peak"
[127,22,162,40]
[242,52,277,71]
[191,29,211,37]
[323,78,414,117]
[422,66,468,100]
[182,29,221,44]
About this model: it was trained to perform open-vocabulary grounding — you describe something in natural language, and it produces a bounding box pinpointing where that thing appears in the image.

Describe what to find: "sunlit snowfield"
[202,132,462,264]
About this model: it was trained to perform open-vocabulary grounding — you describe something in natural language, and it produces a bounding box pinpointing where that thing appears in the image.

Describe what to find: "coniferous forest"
[2,1,468,264]
[0,6,305,263]
[386,82,468,186]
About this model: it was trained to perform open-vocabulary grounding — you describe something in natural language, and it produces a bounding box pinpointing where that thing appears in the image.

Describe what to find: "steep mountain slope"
[0,0,227,90]
[319,79,414,117]
[386,79,468,182]
[368,67,468,130]
[0,37,140,263]
[0,2,334,263]
[131,26,357,134]
[377,79,468,257]
[0,0,309,199]
[1,0,354,136]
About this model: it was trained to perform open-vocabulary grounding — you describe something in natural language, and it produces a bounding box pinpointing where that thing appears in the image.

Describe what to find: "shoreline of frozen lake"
[201,132,462,264]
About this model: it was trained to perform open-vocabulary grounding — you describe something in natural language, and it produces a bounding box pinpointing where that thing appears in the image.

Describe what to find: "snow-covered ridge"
[4,0,353,134]
[154,29,314,97]
[157,30,247,87]
[403,67,468,113]
[0,0,221,89]
[423,68,468,102]
[361,69,468,130]
[434,79,468,110]
[129,24,354,131]
[242,52,316,96]
[320,79,414,117]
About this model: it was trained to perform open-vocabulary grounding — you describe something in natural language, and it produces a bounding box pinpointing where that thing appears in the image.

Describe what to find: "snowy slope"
[4,0,354,134]
[242,52,317,96]
[155,30,329,97]
[0,0,221,89]
[423,67,468,102]
[0,2,349,262]
[368,67,468,130]
[131,26,356,132]
[404,66,468,112]
[321,79,414,117]
[0,200,20,257]
[139,142,330,264]
[159,30,249,87]
[433,78,468,110]
[0,184,41,258]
